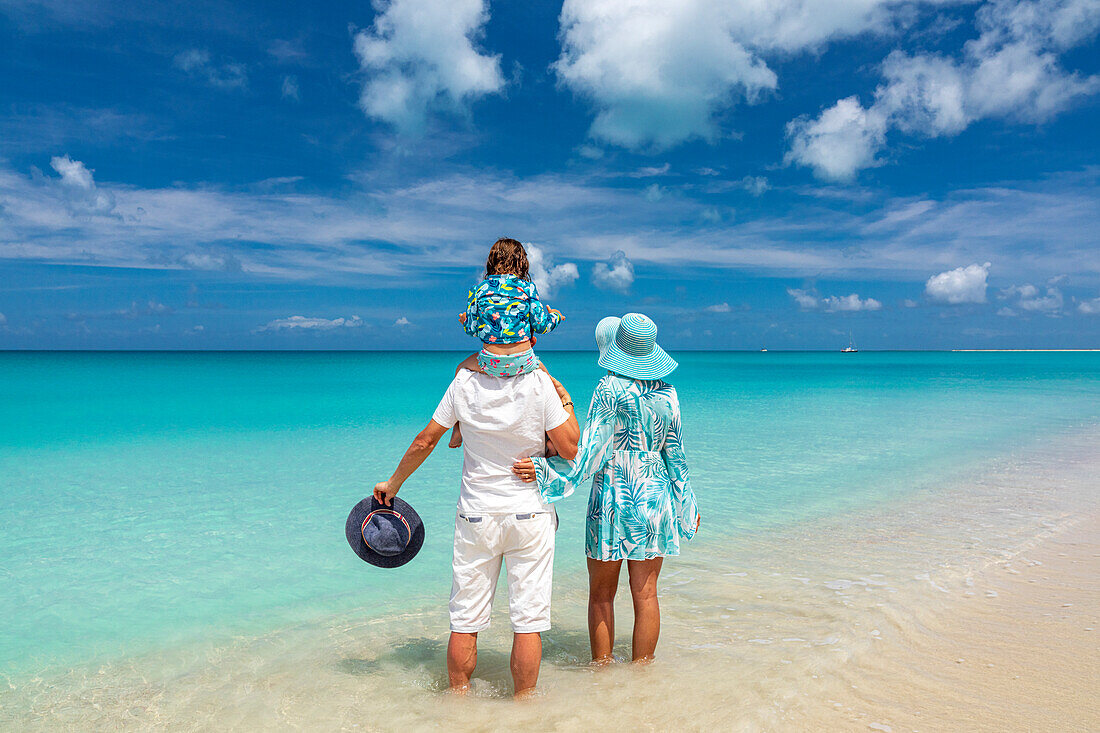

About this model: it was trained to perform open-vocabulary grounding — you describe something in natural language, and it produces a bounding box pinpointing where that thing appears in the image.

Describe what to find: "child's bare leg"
[449,354,481,448]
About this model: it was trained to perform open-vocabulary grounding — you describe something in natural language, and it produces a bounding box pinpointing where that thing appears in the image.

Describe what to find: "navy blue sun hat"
[345,496,424,568]
[598,312,677,381]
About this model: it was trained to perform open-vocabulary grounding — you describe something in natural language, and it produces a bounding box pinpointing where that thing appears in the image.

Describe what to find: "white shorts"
[449,510,557,634]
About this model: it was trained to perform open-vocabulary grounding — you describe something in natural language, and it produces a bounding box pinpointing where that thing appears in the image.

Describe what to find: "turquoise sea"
[1,350,1099,697]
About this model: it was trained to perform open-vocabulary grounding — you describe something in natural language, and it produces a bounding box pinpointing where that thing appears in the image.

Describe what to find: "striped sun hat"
[597,312,677,381]
[594,315,621,356]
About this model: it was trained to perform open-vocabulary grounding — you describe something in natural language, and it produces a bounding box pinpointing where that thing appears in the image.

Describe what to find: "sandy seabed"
[3,429,1098,732]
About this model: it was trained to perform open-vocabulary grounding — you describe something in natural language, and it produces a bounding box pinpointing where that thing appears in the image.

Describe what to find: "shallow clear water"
[1,350,1098,681]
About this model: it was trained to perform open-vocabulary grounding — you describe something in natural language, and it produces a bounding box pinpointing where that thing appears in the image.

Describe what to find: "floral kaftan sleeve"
[462,283,482,337]
[662,395,699,539]
[524,280,563,335]
[532,378,617,503]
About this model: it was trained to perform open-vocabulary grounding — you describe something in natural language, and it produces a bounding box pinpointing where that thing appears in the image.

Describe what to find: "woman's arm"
[513,379,616,502]
[662,402,700,539]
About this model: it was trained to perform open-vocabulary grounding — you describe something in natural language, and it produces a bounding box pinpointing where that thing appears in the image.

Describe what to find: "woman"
[513,313,700,664]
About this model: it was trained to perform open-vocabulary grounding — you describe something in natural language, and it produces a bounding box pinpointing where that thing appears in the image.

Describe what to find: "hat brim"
[345,496,425,569]
[598,341,678,381]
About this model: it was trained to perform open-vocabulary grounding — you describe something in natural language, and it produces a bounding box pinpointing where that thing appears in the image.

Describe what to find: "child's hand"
[458,313,467,324]
[548,308,563,319]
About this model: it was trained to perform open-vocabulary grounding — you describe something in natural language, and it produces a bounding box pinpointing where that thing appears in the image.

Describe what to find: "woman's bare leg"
[587,557,622,663]
[627,557,663,662]
[448,353,481,448]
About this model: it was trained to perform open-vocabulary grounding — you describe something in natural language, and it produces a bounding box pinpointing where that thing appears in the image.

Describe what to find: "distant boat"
[759,346,768,352]
[842,332,858,353]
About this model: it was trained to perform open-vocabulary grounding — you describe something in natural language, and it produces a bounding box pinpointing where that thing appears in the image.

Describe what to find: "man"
[373,365,579,698]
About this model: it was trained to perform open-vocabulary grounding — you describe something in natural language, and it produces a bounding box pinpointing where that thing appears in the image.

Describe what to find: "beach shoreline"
[820,512,1099,732]
[3,423,1097,731]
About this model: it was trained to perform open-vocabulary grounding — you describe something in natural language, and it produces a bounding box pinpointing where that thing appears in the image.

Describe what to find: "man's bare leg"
[510,631,542,699]
[447,631,478,693]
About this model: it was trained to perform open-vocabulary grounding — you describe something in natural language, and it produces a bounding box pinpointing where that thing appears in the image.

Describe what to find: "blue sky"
[0,0,1098,350]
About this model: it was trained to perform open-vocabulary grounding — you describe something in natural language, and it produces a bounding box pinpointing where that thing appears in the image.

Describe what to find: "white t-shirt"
[432,369,570,514]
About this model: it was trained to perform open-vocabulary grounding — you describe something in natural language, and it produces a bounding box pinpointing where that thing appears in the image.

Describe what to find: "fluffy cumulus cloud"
[1000,280,1065,313]
[555,0,777,149]
[785,97,887,181]
[257,315,364,332]
[553,0,938,150]
[705,302,732,313]
[49,155,116,216]
[173,49,247,89]
[394,316,411,327]
[1079,296,1100,314]
[925,262,991,304]
[592,250,635,293]
[788,0,1100,180]
[787,288,882,311]
[353,0,504,135]
[525,242,579,297]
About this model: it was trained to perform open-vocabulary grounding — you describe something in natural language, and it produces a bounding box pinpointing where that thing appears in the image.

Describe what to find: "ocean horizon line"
[1,348,1098,354]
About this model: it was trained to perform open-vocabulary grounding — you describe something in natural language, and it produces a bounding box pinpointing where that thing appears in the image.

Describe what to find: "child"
[450,237,564,449]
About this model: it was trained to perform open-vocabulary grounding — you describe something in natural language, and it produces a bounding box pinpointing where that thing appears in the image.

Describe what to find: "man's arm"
[545,377,579,461]
[373,420,449,505]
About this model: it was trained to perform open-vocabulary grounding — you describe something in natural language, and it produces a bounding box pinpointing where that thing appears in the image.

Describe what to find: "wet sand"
[821,514,1100,732]
[2,433,1097,731]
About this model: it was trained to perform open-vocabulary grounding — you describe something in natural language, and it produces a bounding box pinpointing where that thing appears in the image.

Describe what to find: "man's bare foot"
[447,684,470,696]
[513,687,539,701]
[590,655,615,667]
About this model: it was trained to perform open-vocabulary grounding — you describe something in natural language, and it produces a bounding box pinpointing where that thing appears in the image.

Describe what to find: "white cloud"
[643,183,664,202]
[177,252,242,272]
[925,262,991,304]
[740,176,770,196]
[49,155,116,216]
[257,315,364,332]
[525,242,579,297]
[1078,296,1100,314]
[554,0,776,149]
[592,250,634,293]
[281,75,300,101]
[268,39,308,64]
[353,0,504,135]
[394,316,410,327]
[785,96,887,181]
[173,49,247,89]
[787,288,882,311]
[787,288,820,309]
[554,0,937,151]
[822,293,882,311]
[788,0,1100,180]
[903,298,919,308]
[1001,282,1064,312]
[0,312,6,324]
[627,164,671,178]
[1,159,1098,284]
[706,302,732,313]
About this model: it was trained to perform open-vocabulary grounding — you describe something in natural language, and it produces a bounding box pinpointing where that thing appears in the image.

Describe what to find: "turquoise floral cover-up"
[463,274,563,344]
[532,374,700,561]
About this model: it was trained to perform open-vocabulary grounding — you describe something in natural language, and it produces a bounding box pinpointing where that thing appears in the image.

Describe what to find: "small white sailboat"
[842,332,858,353]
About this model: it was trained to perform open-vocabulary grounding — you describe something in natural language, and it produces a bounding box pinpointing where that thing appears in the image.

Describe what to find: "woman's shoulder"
[645,379,679,405]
